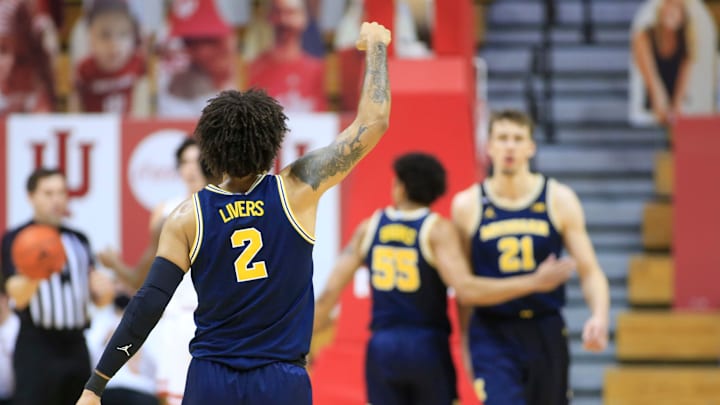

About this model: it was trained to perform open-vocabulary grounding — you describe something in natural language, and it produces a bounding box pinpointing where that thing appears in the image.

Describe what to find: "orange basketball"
[11,224,66,279]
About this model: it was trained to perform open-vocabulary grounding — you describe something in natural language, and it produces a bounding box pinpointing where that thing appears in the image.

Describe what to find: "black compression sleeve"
[84,256,184,396]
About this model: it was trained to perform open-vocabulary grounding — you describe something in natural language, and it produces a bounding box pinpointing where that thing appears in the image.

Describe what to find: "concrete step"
[557,178,655,199]
[567,283,627,306]
[488,1,639,26]
[585,229,643,252]
[488,95,629,123]
[583,199,646,228]
[536,126,665,146]
[563,305,624,335]
[569,397,602,405]
[570,363,607,397]
[564,251,630,284]
[536,147,657,175]
[487,76,629,96]
[485,26,629,46]
[481,46,629,74]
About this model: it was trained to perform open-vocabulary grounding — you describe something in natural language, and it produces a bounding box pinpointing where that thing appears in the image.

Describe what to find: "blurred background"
[0,0,719,404]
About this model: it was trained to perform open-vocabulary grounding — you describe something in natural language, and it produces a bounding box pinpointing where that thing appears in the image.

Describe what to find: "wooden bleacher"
[654,151,672,197]
[616,311,720,361]
[604,366,720,405]
[627,254,673,306]
[642,201,672,250]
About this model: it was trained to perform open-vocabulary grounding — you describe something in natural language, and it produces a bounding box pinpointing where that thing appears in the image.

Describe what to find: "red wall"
[673,116,720,310]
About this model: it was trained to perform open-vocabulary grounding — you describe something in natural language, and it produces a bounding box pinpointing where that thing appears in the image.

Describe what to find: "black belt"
[475,309,560,321]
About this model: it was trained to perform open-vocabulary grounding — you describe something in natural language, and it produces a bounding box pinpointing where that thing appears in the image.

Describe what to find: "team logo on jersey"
[483,207,495,219]
[531,202,546,213]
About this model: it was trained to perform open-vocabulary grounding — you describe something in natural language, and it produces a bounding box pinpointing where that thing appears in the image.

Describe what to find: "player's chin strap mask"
[85,257,184,397]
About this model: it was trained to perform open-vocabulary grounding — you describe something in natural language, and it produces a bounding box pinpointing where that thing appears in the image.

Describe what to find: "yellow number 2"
[497,236,536,273]
[371,246,420,292]
[231,228,268,282]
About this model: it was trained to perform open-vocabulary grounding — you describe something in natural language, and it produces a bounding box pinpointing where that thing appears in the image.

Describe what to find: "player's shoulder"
[426,212,454,237]
[451,183,480,217]
[165,197,197,223]
[547,177,580,205]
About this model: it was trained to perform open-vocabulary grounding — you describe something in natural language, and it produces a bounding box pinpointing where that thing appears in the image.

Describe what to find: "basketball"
[11,224,66,279]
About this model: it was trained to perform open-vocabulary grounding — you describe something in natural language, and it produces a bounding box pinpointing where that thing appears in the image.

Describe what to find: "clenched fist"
[356,21,392,51]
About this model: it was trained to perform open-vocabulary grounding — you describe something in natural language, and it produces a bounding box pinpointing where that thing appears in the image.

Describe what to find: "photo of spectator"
[156,0,237,118]
[630,0,717,126]
[248,0,328,112]
[0,0,56,116]
[71,0,148,115]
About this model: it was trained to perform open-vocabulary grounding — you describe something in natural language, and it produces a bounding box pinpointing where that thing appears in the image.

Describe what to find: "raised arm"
[314,220,369,333]
[281,22,391,207]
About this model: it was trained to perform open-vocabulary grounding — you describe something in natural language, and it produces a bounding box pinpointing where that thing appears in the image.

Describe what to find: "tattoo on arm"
[366,43,389,104]
[290,125,368,190]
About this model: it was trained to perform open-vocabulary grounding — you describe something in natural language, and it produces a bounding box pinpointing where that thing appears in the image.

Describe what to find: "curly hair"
[195,89,288,178]
[393,153,446,206]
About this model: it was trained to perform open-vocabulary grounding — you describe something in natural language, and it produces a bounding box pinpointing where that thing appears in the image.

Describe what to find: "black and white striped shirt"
[1,222,93,331]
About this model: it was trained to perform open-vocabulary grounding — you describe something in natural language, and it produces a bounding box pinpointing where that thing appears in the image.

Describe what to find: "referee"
[1,168,112,405]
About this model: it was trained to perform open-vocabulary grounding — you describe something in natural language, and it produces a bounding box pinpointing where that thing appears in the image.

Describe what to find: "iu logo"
[32,130,94,198]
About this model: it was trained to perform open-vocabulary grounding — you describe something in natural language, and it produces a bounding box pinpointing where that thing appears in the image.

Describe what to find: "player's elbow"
[453,281,479,306]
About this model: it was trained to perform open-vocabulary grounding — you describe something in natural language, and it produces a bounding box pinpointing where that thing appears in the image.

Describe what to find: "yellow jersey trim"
[189,193,204,264]
[482,174,545,211]
[206,184,232,195]
[205,174,267,195]
[418,213,439,268]
[359,210,383,258]
[276,176,316,244]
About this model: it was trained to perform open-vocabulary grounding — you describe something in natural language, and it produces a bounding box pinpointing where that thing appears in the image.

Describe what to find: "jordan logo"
[116,344,132,357]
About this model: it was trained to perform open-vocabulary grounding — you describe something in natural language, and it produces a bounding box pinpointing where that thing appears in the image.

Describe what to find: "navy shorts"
[365,328,457,405]
[468,312,569,405]
[182,358,311,405]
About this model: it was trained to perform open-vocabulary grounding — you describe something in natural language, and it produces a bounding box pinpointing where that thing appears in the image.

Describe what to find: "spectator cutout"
[248,0,327,112]
[630,0,717,126]
[157,0,237,118]
[0,0,56,116]
[72,0,148,115]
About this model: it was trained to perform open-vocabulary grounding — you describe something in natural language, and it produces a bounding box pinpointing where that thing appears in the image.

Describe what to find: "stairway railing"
[526,0,556,142]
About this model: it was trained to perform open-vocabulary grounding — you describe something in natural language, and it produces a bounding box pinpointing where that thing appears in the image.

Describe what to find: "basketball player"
[451,110,610,404]
[2,168,114,405]
[76,21,391,405]
[313,152,575,405]
[97,137,208,404]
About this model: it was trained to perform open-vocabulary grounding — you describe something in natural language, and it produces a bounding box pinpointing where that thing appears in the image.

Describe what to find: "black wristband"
[84,371,109,397]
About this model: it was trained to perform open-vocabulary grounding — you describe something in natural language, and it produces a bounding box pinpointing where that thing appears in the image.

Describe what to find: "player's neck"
[394,200,426,211]
[219,174,264,193]
[488,170,538,201]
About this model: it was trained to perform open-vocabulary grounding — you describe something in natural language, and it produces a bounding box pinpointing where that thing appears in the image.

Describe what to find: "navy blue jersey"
[362,208,450,334]
[188,175,315,370]
[470,176,564,317]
